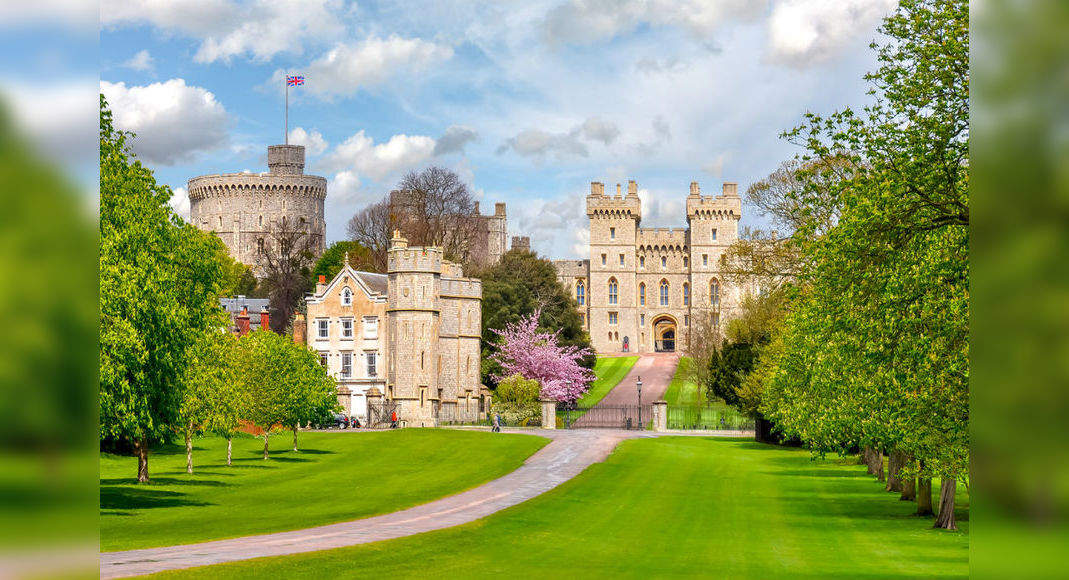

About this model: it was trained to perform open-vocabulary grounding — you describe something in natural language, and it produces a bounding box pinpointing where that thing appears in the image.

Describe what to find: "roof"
[220,296,270,313]
[354,271,387,295]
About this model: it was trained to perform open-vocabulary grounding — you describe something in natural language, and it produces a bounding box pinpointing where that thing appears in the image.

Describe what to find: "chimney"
[616,183,621,197]
[235,306,251,337]
[627,180,638,196]
[590,181,604,196]
[474,201,480,214]
[495,202,506,217]
[316,274,326,294]
[259,307,270,332]
[722,182,739,197]
[689,181,700,197]
[293,312,306,344]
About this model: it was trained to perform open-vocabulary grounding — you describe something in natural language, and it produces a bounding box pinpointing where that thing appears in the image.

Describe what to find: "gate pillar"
[366,387,383,424]
[652,400,668,432]
[540,400,557,429]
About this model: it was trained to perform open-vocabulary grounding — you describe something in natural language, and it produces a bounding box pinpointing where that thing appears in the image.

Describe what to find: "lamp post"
[636,376,643,429]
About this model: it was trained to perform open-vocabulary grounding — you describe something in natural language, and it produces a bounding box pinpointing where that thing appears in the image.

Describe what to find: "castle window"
[316,319,329,339]
[340,352,352,378]
[639,283,646,306]
[257,238,265,255]
[610,227,616,239]
[319,352,328,367]
[341,287,353,306]
[685,315,690,327]
[576,280,585,305]
[640,256,645,268]
[218,216,222,228]
[619,253,625,266]
[661,256,667,269]
[710,279,721,309]
[609,312,618,325]
[660,280,669,306]
[712,312,720,328]
[703,254,708,266]
[363,316,378,339]
[601,254,606,266]
[712,228,717,241]
[341,318,354,339]
[683,256,689,267]
[259,215,263,227]
[608,278,618,305]
[640,313,645,325]
[683,283,690,306]
[420,351,425,370]
[366,351,377,377]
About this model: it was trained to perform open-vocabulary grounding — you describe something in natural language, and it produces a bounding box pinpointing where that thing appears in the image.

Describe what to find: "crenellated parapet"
[587,180,642,220]
[686,182,742,222]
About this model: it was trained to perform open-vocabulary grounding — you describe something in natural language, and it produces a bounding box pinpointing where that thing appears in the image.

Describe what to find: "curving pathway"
[102,429,640,578]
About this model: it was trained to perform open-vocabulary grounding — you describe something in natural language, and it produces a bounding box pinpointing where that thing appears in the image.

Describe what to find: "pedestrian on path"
[391,410,398,429]
[492,413,501,433]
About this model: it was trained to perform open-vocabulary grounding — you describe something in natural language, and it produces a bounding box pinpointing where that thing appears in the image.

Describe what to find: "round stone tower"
[187,144,327,271]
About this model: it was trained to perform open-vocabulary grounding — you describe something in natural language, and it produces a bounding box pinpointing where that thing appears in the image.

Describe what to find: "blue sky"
[93,0,896,259]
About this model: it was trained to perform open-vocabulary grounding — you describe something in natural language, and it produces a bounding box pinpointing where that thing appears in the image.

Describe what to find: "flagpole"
[284,73,289,145]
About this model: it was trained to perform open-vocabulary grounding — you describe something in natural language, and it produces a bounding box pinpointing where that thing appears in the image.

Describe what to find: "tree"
[346,200,393,273]
[177,331,240,473]
[99,95,229,482]
[473,248,593,385]
[238,330,337,458]
[392,166,480,264]
[490,309,595,403]
[491,374,542,426]
[217,247,259,297]
[311,241,377,285]
[259,218,316,333]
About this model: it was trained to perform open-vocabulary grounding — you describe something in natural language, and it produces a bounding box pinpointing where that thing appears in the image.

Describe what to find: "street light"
[636,375,643,429]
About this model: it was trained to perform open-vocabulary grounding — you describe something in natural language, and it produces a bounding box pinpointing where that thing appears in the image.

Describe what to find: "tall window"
[683,256,689,267]
[366,351,377,377]
[703,254,708,266]
[341,287,353,306]
[619,254,625,265]
[639,283,646,306]
[341,318,354,339]
[318,352,328,367]
[257,238,265,255]
[601,254,606,265]
[576,280,585,305]
[661,256,667,268]
[710,279,721,309]
[640,313,645,325]
[640,256,645,268]
[340,352,352,378]
[608,278,618,305]
[317,319,329,339]
[683,283,690,306]
[712,312,720,328]
[609,312,618,325]
[363,316,378,339]
[712,228,718,241]
[610,227,616,239]
[660,280,669,306]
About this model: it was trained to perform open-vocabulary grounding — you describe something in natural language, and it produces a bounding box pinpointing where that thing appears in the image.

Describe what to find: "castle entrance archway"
[652,315,676,352]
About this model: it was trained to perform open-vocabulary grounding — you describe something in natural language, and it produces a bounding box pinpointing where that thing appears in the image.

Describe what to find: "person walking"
[492,412,501,433]
[390,410,398,429]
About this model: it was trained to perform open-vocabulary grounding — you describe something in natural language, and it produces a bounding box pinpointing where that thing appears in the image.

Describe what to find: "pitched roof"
[354,271,387,295]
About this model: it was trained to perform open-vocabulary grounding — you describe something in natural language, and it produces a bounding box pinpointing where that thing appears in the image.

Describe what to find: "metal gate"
[559,403,649,430]
[367,401,399,429]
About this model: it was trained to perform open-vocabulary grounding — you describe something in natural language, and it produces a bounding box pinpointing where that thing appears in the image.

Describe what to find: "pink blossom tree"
[491,309,596,402]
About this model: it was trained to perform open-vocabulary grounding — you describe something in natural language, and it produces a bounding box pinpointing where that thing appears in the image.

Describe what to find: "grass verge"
[576,356,639,407]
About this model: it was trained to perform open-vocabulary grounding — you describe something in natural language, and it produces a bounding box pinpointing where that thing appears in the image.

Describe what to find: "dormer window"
[341,287,353,306]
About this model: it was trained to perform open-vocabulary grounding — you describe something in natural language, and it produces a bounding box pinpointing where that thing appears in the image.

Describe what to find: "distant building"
[220,296,270,335]
[188,144,327,272]
[303,234,488,425]
[388,191,516,267]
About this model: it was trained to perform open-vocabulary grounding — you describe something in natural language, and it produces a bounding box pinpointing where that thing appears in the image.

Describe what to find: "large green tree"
[471,249,593,386]
[99,95,229,482]
[177,331,241,473]
[759,0,968,530]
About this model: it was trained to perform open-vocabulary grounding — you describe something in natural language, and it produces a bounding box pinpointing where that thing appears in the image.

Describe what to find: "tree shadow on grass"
[99,477,228,487]
[100,486,213,511]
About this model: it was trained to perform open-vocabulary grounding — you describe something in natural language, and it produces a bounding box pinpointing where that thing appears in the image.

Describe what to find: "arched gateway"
[652,315,677,352]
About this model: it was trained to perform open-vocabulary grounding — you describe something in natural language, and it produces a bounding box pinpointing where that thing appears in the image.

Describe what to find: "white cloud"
[123,49,155,71]
[768,0,897,65]
[497,116,621,160]
[702,153,729,178]
[1,79,97,165]
[101,0,346,63]
[433,125,478,156]
[169,186,190,220]
[579,117,620,145]
[100,78,229,165]
[322,130,436,182]
[299,36,454,98]
[0,0,98,32]
[327,170,364,203]
[287,127,328,156]
[543,0,762,45]
[512,193,591,259]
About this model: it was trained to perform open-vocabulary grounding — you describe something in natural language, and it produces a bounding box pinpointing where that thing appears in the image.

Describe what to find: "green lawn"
[663,356,700,404]
[576,356,638,407]
[101,429,547,551]
[662,357,750,429]
[151,437,969,579]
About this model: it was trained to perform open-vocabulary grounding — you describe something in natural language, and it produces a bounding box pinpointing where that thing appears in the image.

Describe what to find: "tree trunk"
[934,477,957,530]
[886,449,904,492]
[875,449,885,482]
[185,424,193,474]
[135,436,150,483]
[226,437,233,466]
[900,476,916,501]
[292,426,299,452]
[862,447,876,475]
[917,476,934,516]
[263,433,270,460]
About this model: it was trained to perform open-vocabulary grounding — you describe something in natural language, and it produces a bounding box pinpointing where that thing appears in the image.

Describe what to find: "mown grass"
[576,356,639,407]
[152,437,968,579]
[101,429,547,551]
[663,356,700,404]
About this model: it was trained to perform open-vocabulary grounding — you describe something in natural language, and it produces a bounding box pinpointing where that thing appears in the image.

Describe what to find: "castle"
[302,231,487,426]
[388,190,513,267]
[187,144,326,270]
[554,180,745,355]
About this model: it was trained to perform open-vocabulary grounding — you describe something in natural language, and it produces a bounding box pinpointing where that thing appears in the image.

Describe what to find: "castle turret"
[586,179,642,353]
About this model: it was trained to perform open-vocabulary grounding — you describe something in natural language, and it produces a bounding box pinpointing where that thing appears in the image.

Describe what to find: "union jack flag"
[286,75,304,86]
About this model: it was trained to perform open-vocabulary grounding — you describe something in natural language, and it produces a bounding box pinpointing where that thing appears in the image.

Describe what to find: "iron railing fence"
[557,403,650,430]
[666,405,753,431]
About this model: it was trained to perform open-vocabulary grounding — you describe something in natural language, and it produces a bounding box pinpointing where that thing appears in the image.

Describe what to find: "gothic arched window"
[659,279,669,306]
[639,283,646,306]
[710,279,721,309]
[683,283,690,306]
[608,278,618,305]
[576,280,585,305]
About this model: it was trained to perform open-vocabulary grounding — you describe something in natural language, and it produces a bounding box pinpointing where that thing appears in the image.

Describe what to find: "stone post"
[541,400,557,429]
[366,387,383,426]
[652,400,668,432]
